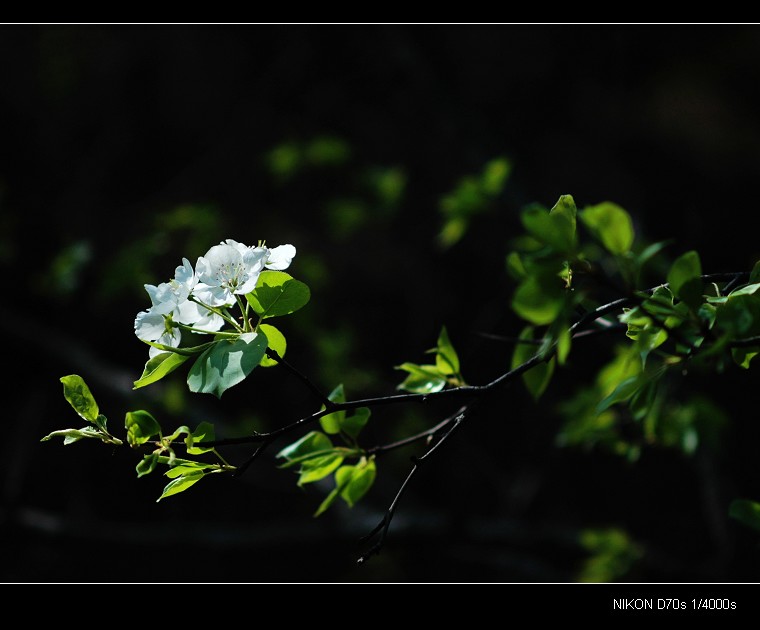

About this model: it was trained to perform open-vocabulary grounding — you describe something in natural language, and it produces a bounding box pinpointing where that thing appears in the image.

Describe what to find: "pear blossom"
[264,244,296,270]
[134,310,182,358]
[195,242,267,306]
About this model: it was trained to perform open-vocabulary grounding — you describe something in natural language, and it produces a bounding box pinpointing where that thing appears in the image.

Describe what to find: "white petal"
[237,269,262,295]
[265,244,296,270]
[145,282,176,314]
[149,328,181,358]
[194,309,225,332]
[134,311,166,341]
[243,247,268,272]
[224,239,250,255]
[174,258,196,289]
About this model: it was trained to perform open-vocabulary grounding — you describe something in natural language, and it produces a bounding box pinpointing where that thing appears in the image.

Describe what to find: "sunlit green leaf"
[258,323,287,367]
[60,375,99,423]
[395,363,447,394]
[125,410,161,447]
[521,199,576,254]
[512,326,554,399]
[40,426,103,445]
[596,374,646,414]
[667,250,702,309]
[136,453,159,478]
[580,202,634,255]
[246,271,310,319]
[341,407,370,440]
[298,454,344,485]
[133,352,190,389]
[512,274,566,326]
[185,421,215,455]
[277,431,333,461]
[164,461,216,478]
[157,471,204,501]
[187,332,268,398]
[435,326,460,375]
[319,384,346,434]
[340,459,376,507]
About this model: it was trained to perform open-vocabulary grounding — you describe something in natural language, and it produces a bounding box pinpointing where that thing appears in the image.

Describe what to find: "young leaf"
[297,454,345,485]
[340,459,376,507]
[125,410,161,447]
[133,352,190,389]
[60,375,99,423]
[667,250,702,309]
[40,426,104,445]
[341,407,371,440]
[319,384,346,434]
[580,202,634,255]
[258,323,287,367]
[395,363,447,394]
[246,271,310,319]
[277,431,333,461]
[520,198,576,254]
[185,421,216,455]
[511,326,555,400]
[136,453,159,478]
[435,326,460,376]
[157,471,205,502]
[511,273,566,326]
[187,332,268,398]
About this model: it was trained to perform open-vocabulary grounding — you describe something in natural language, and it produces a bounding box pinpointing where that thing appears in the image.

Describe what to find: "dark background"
[2,24,760,583]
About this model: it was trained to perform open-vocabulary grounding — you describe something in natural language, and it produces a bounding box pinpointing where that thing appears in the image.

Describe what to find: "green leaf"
[732,346,759,369]
[511,326,555,400]
[157,471,205,501]
[142,339,215,357]
[728,282,760,298]
[60,375,99,423]
[187,332,268,398]
[480,157,511,196]
[341,407,370,440]
[730,499,760,532]
[319,384,347,434]
[750,261,760,284]
[580,202,634,255]
[596,374,646,414]
[277,431,333,461]
[246,271,311,319]
[520,198,576,253]
[136,453,159,478]
[340,459,376,507]
[40,426,103,445]
[395,363,447,394]
[435,326,460,375]
[258,323,286,367]
[313,460,376,516]
[667,250,702,309]
[185,421,215,455]
[125,410,161,447]
[512,273,565,326]
[298,454,344,485]
[164,461,216,478]
[133,352,190,389]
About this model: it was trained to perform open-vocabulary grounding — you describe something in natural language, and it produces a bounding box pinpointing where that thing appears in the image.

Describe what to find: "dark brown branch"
[357,410,467,564]
[265,348,333,408]
[365,406,468,457]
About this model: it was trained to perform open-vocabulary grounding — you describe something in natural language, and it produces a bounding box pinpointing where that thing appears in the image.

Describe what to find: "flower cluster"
[134,239,296,357]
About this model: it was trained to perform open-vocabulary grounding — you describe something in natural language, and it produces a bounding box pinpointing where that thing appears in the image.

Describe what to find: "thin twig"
[265,348,333,407]
[357,411,467,564]
[365,406,468,457]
